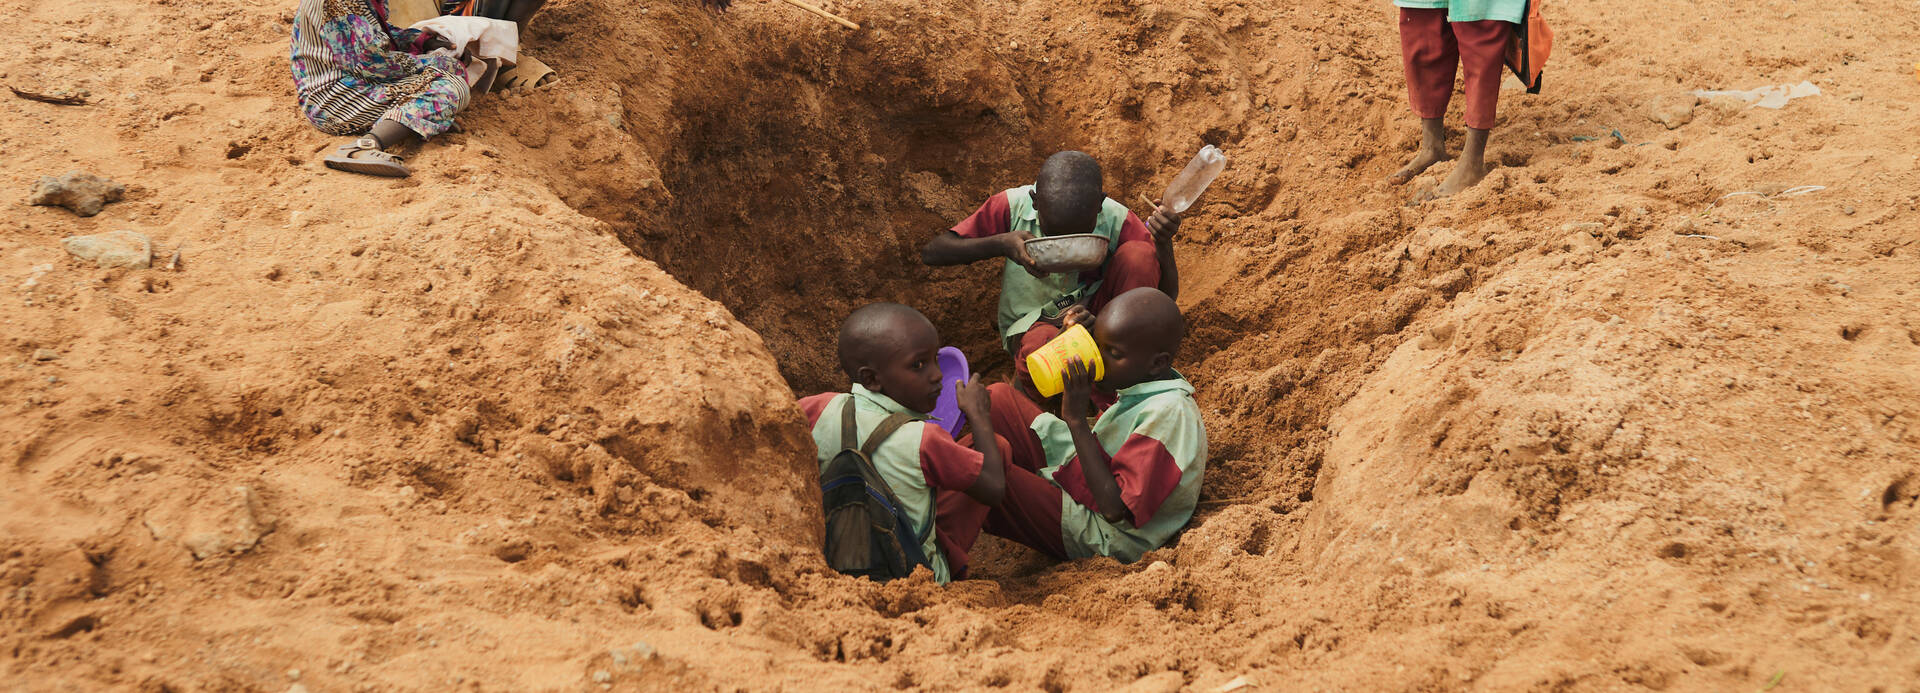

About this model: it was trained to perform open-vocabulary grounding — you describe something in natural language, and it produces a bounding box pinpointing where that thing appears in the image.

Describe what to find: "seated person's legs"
[1012,322,1060,400]
[982,464,1068,560]
[986,382,1049,473]
[1087,240,1160,312]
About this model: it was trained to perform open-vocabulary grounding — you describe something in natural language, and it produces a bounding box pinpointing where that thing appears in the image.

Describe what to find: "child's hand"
[423,32,455,53]
[1059,357,1094,422]
[1061,303,1093,330]
[1147,199,1182,246]
[1000,230,1045,277]
[955,374,992,421]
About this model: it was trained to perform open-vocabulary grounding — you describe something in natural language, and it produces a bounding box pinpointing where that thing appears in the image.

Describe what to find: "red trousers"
[1013,240,1160,393]
[932,383,1070,577]
[1399,8,1512,130]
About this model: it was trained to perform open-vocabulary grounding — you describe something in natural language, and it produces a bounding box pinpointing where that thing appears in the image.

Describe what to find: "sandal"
[323,137,410,178]
[492,55,557,92]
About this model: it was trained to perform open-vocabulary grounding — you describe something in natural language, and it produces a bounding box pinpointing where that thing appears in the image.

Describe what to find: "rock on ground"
[1648,93,1696,130]
[143,485,276,560]
[29,171,125,217]
[62,230,152,269]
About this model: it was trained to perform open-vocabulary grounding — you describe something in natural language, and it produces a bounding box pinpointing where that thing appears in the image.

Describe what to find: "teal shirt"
[1029,375,1207,562]
[1393,0,1526,24]
[807,386,955,583]
[997,185,1133,346]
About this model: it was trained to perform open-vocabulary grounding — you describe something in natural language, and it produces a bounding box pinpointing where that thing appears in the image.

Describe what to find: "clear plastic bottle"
[1161,145,1227,214]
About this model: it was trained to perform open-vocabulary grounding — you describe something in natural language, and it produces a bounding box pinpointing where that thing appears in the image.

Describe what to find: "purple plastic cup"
[928,347,970,437]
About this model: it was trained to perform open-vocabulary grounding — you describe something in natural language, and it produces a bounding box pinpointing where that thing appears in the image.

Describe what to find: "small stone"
[62,230,153,269]
[32,349,59,361]
[591,670,612,683]
[1842,205,1855,215]
[288,669,301,681]
[173,485,276,560]
[288,685,311,693]
[29,171,125,217]
[1647,93,1695,130]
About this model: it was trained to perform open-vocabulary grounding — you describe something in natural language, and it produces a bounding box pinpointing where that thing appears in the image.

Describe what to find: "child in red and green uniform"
[922,151,1183,400]
[1388,0,1526,198]
[944,288,1208,563]
[799,303,1021,583]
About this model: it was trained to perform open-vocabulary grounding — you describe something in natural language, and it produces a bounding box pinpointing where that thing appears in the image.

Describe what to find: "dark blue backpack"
[820,399,932,581]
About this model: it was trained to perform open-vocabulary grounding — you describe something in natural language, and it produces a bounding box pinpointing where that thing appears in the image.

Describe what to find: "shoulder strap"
[839,396,859,451]
[861,413,917,458]
[841,402,936,550]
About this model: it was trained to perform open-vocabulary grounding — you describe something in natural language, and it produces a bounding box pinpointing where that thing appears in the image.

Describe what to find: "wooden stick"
[9,85,86,106]
[777,0,858,29]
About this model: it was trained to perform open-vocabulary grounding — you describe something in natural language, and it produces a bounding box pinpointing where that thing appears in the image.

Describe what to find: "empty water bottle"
[1161,145,1227,214]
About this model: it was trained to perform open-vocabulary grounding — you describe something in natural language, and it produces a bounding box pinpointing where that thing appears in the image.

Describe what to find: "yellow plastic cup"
[1025,324,1104,398]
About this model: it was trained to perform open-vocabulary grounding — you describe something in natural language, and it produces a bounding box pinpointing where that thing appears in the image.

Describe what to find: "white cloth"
[409,16,518,90]
[409,16,519,63]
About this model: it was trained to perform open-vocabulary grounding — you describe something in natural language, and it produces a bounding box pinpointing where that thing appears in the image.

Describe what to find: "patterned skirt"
[299,61,469,139]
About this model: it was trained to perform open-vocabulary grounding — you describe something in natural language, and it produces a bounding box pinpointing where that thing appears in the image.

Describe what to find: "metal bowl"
[1024,234,1110,274]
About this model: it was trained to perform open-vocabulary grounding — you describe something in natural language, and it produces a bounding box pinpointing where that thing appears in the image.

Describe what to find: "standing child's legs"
[1392,7,1455,184]
[1433,19,1511,197]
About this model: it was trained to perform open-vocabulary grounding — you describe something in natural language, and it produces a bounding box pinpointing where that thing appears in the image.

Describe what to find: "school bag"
[820,399,934,581]
[1505,0,1554,94]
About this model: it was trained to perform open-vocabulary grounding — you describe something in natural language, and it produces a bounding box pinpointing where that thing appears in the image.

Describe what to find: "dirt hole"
[518,9,1458,580]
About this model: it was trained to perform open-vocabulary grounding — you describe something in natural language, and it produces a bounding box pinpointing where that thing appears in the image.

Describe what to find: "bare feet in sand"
[1389,117,1448,185]
[1431,158,1489,197]
[1413,126,1492,202]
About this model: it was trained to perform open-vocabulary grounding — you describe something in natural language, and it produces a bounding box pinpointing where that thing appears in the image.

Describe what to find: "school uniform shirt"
[799,385,985,584]
[1392,0,1527,24]
[1028,375,1207,562]
[949,185,1154,346]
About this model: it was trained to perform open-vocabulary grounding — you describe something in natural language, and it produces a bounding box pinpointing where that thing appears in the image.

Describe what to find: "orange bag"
[1504,0,1554,94]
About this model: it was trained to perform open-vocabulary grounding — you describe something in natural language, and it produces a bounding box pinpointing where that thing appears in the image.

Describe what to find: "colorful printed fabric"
[1028,374,1207,562]
[290,0,470,138]
[949,186,1155,345]
[799,386,986,584]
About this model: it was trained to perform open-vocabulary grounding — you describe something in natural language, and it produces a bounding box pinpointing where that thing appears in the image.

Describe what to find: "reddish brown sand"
[4,0,1920,689]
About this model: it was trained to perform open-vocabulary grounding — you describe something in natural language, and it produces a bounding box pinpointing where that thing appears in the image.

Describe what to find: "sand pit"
[4,0,1920,689]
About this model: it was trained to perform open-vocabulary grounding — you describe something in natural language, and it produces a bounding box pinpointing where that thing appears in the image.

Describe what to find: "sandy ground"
[4,0,1919,690]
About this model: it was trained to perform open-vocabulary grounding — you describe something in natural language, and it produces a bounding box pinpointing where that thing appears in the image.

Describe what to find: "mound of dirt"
[4,0,1919,689]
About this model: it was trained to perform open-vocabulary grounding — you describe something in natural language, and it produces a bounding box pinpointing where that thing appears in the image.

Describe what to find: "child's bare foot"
[1389,147,1447,185]
[1389,116,1448,185]
[1412,126,1491,202]
[1426,159,1489,199]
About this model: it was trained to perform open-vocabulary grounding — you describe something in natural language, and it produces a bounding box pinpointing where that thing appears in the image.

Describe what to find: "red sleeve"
[949,192,1013,239]
[1105,434,1184,526]
[797,393,838,427]
[917,424,984,492]
[1051,433,1183,528]
[1116,210,1153,245]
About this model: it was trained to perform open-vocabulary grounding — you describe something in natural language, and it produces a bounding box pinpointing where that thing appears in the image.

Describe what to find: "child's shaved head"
[838,303,936,379]
[838,303,945,413]
[1033,151,1105,236]
[1100,288,1185,355]
[1090,288,1186,391]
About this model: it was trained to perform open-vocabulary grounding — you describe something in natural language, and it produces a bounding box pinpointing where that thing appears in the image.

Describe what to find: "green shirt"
[802,385,986,584]
[1029,375,1208,562]
[996,185,1133,344]
[1392,0,1526,24]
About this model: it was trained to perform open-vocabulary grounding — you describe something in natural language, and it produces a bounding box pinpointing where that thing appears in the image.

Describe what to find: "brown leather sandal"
[323,136,411,178]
